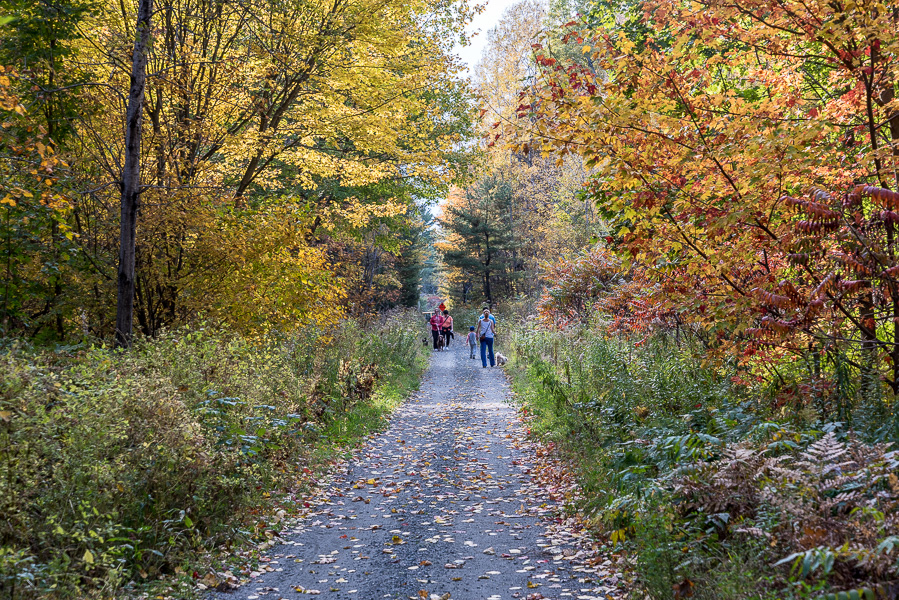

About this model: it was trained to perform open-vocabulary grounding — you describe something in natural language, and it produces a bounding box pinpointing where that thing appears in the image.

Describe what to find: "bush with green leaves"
[0,309,428,598]
[505,321,899,599]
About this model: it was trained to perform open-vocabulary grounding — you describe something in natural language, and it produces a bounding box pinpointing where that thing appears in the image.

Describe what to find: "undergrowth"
[0,309,428,599]
[506,322,899,600]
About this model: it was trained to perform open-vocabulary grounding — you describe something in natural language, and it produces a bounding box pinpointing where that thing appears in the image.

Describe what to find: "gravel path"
[208,339,623,600]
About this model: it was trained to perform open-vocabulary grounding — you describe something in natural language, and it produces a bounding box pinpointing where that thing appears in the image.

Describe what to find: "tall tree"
[440,175,522,305]
[114,0,151,348]
[0,66,66,336]
[395,207,433,308]
[0,0,93,339]
[475,0,544,129]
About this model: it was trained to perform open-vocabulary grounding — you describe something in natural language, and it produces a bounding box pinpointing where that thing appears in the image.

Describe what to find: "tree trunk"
[115,0,153,349]
[859,291,879,402]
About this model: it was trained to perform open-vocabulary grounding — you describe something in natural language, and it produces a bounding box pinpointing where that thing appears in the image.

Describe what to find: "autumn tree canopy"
[0,0,478,338]
[501,0,899,385]
[437,0,602,308]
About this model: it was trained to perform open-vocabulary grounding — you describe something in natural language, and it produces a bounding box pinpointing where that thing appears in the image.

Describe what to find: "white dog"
[495,352,507,366]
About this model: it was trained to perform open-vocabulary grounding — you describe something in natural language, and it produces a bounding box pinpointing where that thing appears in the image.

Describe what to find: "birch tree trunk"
[115,0,153,348]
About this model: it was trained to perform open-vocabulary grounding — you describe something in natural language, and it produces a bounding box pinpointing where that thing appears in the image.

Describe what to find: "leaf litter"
[205,344,629,600]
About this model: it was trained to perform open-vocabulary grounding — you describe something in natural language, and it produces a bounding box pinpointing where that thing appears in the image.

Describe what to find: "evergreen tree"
[395,207,432,308]
[441,174,522,306]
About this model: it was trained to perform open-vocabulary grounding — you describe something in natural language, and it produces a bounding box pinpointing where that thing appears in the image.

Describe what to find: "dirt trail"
[208,339,624,600]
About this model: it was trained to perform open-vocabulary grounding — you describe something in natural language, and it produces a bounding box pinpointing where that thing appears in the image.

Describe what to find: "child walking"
[467,326,477,359]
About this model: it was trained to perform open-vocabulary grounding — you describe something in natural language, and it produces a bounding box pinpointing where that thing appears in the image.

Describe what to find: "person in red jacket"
[428,311,444,350]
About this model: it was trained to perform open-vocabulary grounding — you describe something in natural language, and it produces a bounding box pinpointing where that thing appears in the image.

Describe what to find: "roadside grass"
[313,357,424,451]
[505,323,899,600]
[0,309,428,599]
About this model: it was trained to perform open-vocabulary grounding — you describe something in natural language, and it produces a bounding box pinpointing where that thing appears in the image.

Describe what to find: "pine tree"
[441,174,522,306]
[395,207,432,308]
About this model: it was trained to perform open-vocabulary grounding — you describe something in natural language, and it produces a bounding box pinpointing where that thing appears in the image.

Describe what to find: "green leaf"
[822,552,834,575]
[83,549,94,564]
[800,552,813,578]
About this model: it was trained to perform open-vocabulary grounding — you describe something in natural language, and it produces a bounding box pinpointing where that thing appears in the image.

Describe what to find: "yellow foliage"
[200,204,345,335]
[55,0,475,334]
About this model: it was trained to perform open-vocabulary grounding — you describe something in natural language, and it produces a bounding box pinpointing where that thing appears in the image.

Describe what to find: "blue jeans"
[480,337,495,367]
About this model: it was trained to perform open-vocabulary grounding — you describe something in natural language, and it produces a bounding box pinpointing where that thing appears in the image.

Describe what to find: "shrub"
[506,319,899,598]
[0,309,428,598]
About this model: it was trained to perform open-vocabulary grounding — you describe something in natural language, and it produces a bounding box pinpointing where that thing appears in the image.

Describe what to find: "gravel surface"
[208,340,624,600]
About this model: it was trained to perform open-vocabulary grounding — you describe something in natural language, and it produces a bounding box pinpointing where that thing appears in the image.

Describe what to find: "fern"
[669,433,899,589]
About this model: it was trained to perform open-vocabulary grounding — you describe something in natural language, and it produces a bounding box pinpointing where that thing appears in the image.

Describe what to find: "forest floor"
[205,339,627,600]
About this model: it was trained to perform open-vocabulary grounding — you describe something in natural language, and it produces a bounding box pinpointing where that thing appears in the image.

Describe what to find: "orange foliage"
[505,0,899,386]
[537,246,667,334]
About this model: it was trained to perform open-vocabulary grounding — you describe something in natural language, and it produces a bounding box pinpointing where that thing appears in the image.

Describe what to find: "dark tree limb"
[115,0,153,349]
